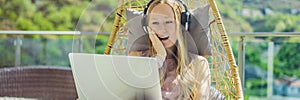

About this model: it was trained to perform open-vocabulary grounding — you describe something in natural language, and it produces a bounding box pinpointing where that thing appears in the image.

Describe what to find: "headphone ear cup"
[181,12,187,30]
[141,15,148,33]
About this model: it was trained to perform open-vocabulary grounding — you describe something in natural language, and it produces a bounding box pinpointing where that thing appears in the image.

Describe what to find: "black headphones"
[142,0,191,33]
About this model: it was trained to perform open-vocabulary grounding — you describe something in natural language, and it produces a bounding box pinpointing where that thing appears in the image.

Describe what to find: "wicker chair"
[103,0,243,99]
[0,66,77,100]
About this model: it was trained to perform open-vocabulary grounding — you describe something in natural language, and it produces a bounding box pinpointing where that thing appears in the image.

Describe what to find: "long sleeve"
[194,56,211,100]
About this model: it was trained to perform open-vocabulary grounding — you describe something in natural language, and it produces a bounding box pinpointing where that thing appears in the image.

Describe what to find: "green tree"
[274,43,300,78]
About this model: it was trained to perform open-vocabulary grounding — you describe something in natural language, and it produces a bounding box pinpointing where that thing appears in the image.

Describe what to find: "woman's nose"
[156,25,167,35]
[156,29,167,36]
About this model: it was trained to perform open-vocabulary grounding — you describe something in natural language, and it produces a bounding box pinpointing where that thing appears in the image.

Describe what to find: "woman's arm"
[192,55,211,100]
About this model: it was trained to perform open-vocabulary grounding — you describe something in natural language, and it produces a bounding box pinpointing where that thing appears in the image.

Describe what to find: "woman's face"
[148,4,177,49]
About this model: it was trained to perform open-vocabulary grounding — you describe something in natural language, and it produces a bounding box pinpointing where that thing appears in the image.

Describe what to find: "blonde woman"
[128,0,211,99]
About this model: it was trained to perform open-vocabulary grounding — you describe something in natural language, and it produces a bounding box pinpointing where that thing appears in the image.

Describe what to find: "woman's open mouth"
[158,36,169,41]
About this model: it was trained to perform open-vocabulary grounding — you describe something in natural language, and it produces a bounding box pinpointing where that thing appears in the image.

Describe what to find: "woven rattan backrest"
[0,66,77,99]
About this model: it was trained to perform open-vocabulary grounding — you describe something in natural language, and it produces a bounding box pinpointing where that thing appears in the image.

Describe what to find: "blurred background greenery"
[0,0,300,98]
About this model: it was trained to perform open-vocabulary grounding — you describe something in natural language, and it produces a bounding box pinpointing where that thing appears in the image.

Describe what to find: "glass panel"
[0,34,108,68]
[230,36,300,99]
[0,35,15,68]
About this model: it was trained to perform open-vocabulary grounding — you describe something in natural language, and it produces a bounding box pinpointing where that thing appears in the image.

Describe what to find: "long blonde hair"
[146,0,201,99]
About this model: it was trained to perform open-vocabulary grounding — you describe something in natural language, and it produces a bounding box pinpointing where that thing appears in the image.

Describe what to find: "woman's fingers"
[147,27,167,58]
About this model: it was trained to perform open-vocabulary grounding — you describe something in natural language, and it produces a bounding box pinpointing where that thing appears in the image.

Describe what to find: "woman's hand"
[147,26,167,65]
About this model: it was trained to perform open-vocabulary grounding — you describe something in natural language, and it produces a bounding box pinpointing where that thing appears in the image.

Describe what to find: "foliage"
[0,37,15,68]
[0,0,113,67]
[219,0,300,97]
[217,0,253,32]
[274,43,300,78]
[244,79,267,96]
[251,14,300,32]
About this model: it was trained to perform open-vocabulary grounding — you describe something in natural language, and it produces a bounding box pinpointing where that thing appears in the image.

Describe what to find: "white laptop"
[68,53,162,100]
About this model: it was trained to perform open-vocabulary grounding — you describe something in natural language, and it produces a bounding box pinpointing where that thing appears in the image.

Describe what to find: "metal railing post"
[267,42,274,99]
[14,35,22,67]
[238,36,245,90]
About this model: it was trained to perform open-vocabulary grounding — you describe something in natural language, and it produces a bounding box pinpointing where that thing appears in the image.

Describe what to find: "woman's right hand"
[147,26,167,63]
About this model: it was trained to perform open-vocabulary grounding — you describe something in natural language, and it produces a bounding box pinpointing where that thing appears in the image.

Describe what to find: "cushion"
[125,4,212,56]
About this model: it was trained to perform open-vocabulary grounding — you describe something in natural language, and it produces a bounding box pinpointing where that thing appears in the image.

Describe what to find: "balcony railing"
[0,31,110,67]
[228,32,300,99]
[1,31,300,99]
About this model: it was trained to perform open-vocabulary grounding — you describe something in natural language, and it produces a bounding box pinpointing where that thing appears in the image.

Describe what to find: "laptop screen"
[69,53,162,100]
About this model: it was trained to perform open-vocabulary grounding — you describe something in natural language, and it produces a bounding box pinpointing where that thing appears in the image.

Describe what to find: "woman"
[129,0,211,99]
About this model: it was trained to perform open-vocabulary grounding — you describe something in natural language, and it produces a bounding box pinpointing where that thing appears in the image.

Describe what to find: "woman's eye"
[152,22,159,25]
[166,21,173,24]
